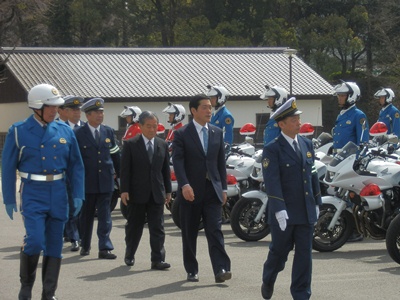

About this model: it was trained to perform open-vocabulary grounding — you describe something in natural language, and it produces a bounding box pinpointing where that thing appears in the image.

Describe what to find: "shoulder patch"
[396,112,400,118]
[360,118,365,125]
[262,158,269,169]
[225,117,232,125]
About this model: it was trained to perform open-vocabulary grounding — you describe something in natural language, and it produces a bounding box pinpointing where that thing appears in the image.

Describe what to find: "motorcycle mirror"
[386,134,399,145]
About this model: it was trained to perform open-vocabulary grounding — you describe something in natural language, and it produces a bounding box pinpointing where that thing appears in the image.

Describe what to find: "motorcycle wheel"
[312,204,354,252]
[230,197,270,241]
[385,214,400,264]
[171,197,204,230]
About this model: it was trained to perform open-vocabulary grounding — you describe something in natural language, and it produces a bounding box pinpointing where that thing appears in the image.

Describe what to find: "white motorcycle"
[230,149,271,241]
[313,134,400,264]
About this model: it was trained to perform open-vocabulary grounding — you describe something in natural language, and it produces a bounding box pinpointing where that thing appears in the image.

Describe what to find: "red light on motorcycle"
[227,174,238,185]
[157,123,166,134]
[369,122,388,136]
[360,183,381,196]
[239,123,256,135]
[170,171,176,181]
[299,123,315,136]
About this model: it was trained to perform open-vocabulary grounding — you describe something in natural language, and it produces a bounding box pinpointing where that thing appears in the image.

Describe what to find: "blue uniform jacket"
[333,105,369,149]
[74,123,120,194]
[263,118,280,146]
[378,104,400,136]
[262,134,322,225]
[211,106,234,145]
[1,115,85,205]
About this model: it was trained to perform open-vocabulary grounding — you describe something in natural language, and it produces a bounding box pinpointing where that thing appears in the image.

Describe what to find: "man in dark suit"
[120,111,172,269]
[62,95,85,252]
[75,98,120,259]
[261,97,322,300]
[172,94,231,283]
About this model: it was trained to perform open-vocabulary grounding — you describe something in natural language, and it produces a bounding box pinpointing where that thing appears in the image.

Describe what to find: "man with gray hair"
[120,111,172,269]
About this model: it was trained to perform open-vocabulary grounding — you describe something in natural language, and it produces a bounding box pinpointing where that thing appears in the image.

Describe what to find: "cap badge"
[73,99,80,105]
[51,88,59,95]
[95,100,101,107]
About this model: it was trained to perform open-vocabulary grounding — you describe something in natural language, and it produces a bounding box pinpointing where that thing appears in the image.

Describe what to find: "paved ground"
[1,188,400,299]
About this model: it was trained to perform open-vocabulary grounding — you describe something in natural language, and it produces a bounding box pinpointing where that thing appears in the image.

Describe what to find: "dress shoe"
[98,250,117,259]
[187,273,199,282]
[261,282,274,300]
[71,241,80,252]
[151,261,171,270]
[80,248,90,256]
[215,269,232,283]
[124,257,135,266]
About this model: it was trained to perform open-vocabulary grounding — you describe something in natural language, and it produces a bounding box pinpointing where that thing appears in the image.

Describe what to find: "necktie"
[202,127,208,154]
[293,140,302,160]
[74,123,79,129]
[95,129,100,145]
[147,141,153,163]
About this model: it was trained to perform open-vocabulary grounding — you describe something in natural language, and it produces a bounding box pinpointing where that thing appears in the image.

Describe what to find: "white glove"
[316,205,320,218]
[275,210,289,231]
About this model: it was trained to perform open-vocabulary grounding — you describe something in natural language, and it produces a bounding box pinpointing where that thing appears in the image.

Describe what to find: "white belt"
[19,172,64,181]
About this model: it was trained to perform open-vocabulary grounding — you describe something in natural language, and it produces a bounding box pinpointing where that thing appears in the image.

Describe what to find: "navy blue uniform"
[75,123,120,252]
[333,105,369,149]
[262,134,322,299]
[1,115,84,257]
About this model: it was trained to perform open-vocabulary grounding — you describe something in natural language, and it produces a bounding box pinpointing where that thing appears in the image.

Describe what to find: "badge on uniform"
[105,138,110,143]
[215,120,220,124]
[262,158,269,169]
[274,123,278,127]
[225,117,232,125]
[396,112,400,118]
[346,120,351,124]
[59,138,66,144]
[306,151,312,158]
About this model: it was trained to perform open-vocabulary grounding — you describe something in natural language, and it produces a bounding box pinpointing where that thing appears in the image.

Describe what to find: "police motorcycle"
[226,123,261,194]
[230,149,270,241]
[313,123,400,264]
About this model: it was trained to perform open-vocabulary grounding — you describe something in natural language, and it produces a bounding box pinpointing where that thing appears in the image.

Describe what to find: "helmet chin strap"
[33,107,48,124]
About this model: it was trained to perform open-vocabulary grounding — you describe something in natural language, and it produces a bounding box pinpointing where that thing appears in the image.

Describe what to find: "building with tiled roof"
[0,47,333,144]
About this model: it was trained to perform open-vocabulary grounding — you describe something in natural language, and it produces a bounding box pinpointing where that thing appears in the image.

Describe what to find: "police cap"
[63,95,84,109]
[270,97,302,122]
[81,98,104,113]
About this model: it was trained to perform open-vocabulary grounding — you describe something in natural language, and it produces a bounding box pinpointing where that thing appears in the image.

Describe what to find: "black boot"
[18,251,40,300]
[41,256,61,300]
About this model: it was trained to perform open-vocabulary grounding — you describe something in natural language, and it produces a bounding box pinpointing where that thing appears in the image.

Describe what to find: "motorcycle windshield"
[329,141,359,167]
[316,132,333,147]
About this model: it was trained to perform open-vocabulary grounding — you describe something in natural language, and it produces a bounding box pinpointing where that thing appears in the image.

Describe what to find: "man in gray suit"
[120,111,172,269]
[172,94,232,283]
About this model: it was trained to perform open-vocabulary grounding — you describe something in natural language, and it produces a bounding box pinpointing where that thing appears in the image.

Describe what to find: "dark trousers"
[64,214,80,242]
[180,180,231,275]
[79,192,114,251]
[262,223,314,300]
[125,195,166,262]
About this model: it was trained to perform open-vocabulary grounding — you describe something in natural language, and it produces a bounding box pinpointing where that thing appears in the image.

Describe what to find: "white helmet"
[332,81,360,106]
[119,106,142,123]
[206,85,229,108]
[28,84,64,109]
[374,88,395,105]
[162,102,186,124]
[260,85,288,111]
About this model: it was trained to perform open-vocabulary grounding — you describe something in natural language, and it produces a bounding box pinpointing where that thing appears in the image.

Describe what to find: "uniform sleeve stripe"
[110,145,119,154]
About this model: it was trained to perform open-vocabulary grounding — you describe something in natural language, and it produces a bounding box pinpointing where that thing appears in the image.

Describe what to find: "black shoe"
[71,241,80,252]
[80,249,90,256]
[98,250,117,259]
[124,257,135,266]
[215,269,232,283]
[261,282,274,300]
[187,273,199,282]
[151,261,171,270]
[347,233,363,242]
